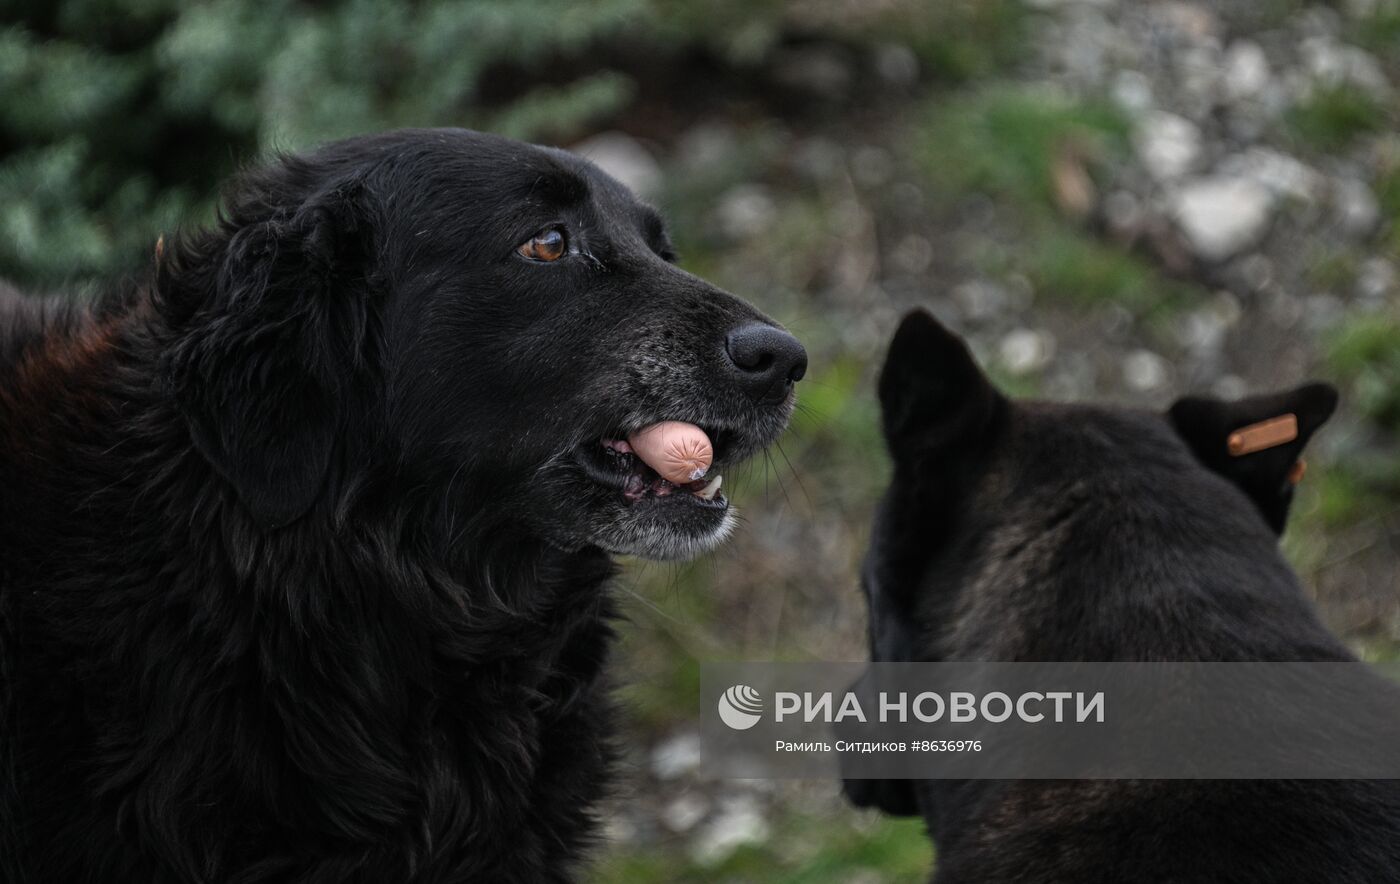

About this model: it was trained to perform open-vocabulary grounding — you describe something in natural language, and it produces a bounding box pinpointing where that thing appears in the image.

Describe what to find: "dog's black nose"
[724,323,808,402]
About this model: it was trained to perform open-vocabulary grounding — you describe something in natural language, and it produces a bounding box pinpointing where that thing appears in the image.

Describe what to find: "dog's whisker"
[773,438,812,513]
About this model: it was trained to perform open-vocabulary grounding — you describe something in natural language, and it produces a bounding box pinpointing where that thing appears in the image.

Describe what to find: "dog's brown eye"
[518,227,567,262]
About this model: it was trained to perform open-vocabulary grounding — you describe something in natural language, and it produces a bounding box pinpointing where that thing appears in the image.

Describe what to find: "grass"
[911,86,1200,320]
[962,223,1200,321]
[590,809,934,883]
[1216,0,1310,31]
[1021,229,1194,315]
[1324,313,1400,431]
[644,0,1028,83]
[1281,312,1400,577]
[1346,0,1400,63]
[916,85,1130,211]
[1380,165,1400,227]
[1306,249,1361,295]
[1377,157,1400,258]
[1286,84,1389,153]
[880,0,1028,84]
[1312,468,1384,530]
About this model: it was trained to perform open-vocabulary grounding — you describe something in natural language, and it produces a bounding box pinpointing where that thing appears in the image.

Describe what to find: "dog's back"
[0,282,54,373]
[851,310,1400,883]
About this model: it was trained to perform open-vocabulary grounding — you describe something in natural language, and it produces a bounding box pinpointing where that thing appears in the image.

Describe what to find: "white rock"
[602,813,638,845]
[793,137,844,182]
[1213,374,1248,399]
[1005,274,1035,311]
[1266,291,1304,328]
[999,329,1056,375]
[1237,253,1274,290]
[1170,177,1275,261]
[852,146,894,187]
[1346,0,1386,15]
[651,732,704,780]
[1155,1,1220,40]
[1357,257,1398,303]
[1123,350,1171,392]
[771,45,851,98]
[1223,41,1271,101]
[1304,5,1345,36]
[1218,148,1323,203]
[1210,289,1244,326]
[690,795,770,866]
[1300,37,1393,97]
[1104,190,1143,236]
[874,43,919,87]
[1046,351,1097,399]
[1112,70,1155,113]
[570,132,662,199]
[676,123,738,173]
[890,234,933,275]
[1178,308,1228,357]
[715,184,778,240]
[1136,112,1202,181]
[661,793,710,833]
[1175,45,1226,113]
[1305,293,1345,331]
[1333,178,1380,237]
[1101,304,1134,339]
[952,280,1009,322]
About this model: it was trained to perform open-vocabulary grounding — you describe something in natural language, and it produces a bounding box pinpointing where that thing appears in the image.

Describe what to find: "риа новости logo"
[718,685,764,730]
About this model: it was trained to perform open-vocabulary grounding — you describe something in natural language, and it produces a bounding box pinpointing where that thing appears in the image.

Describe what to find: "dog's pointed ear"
[878,309,1004,460]
[165,181,371,530]
[1168,382,1339,534]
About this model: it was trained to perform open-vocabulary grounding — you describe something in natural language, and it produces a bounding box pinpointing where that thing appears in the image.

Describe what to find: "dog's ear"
[878,309,1004,461]
[1168,382,1339,534]
[165,181,372,530]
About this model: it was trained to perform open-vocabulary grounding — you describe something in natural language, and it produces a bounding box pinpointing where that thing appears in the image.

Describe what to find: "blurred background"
[4,0,1400,879]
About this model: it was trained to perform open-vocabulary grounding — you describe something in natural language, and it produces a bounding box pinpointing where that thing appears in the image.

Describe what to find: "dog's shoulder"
[0,282,129,385]
[0,280,61,374]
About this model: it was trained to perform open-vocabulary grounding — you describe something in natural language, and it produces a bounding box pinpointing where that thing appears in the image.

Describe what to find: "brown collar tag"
[1227,413,1298,456]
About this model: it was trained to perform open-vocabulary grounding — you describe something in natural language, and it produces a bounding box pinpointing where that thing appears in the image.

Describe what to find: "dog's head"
[160,129,804,560]
[844,309,1336,815]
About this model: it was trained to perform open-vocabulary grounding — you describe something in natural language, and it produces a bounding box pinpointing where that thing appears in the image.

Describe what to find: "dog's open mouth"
[562,408,793,559]
[576,423,737,511]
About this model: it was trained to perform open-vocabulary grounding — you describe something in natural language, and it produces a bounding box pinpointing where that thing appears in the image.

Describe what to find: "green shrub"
[1325,313,1400,431]
[916,86,1129,211]
[1286,84,1388,153]
[0,0,644,287]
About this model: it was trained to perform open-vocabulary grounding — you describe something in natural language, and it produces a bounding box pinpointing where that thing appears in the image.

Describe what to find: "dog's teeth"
[695,474,723,501]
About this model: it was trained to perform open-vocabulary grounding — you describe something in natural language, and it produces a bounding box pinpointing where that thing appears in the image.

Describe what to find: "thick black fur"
[844,309,1400,883]
[0,129,799,882]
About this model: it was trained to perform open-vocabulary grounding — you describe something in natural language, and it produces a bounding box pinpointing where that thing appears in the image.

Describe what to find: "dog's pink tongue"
[627,421,713,484]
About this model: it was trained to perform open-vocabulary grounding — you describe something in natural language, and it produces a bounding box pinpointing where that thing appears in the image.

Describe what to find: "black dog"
[845,310,1400,883]
[0,129,805,882]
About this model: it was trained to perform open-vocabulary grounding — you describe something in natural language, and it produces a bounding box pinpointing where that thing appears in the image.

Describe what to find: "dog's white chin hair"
[595,508,737,561]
